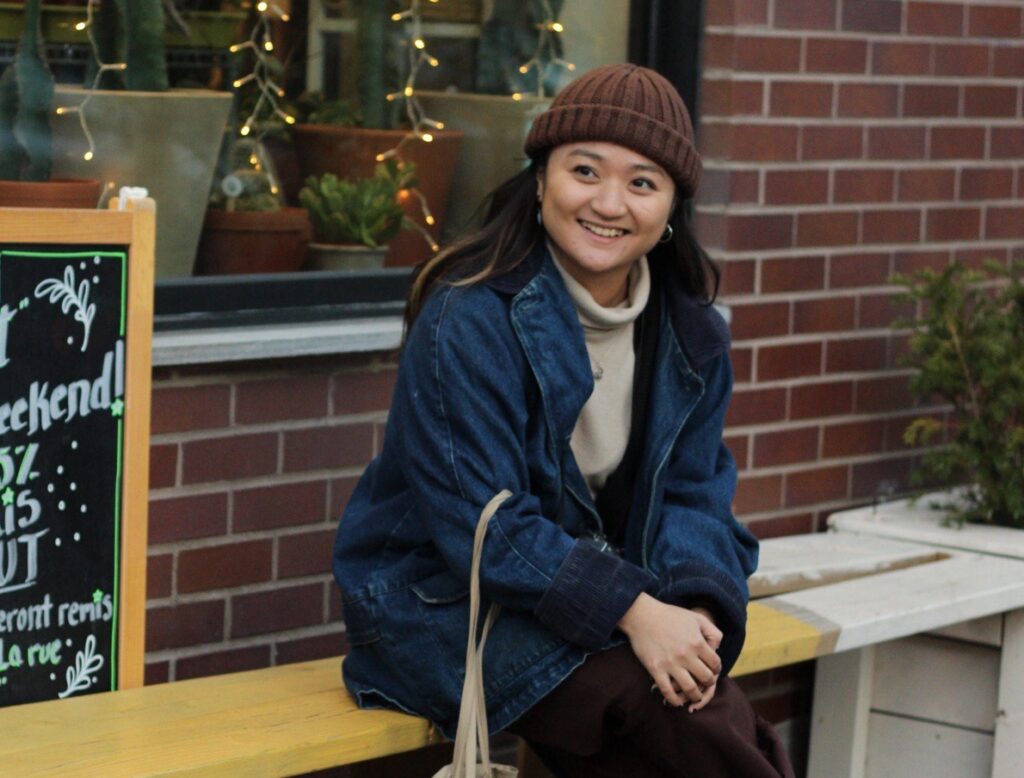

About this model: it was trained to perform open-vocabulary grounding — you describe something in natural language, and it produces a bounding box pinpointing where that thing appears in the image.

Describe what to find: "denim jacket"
[332,242,759,739]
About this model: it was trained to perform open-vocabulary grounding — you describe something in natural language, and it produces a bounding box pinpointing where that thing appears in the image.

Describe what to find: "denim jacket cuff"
[651,557,749,675]
[535,539,655,650]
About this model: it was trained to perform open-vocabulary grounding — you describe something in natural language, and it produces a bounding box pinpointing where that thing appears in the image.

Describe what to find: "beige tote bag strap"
[449,489,513,778]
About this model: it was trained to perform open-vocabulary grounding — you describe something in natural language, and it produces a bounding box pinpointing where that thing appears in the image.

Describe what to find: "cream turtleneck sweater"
[551,249,651,496]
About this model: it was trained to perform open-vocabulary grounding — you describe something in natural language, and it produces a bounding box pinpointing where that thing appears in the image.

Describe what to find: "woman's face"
[538,141,676,306]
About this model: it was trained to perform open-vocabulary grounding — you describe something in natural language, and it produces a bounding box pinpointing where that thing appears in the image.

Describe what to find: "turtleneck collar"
[549,241,651,331]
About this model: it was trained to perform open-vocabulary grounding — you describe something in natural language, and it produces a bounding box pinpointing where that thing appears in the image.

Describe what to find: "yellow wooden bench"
[4,534,1024,776]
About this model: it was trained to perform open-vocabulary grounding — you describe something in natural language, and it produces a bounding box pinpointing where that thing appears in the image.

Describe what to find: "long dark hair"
[404,157,721,333]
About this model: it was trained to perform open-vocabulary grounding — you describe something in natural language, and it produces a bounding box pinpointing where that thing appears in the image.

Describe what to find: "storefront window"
[0,0,689,327]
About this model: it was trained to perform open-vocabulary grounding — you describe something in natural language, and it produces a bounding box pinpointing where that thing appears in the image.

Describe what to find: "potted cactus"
[194,138,311,275]
[49,0,232,277]
[0,0,100,208]
[298,160,414,271]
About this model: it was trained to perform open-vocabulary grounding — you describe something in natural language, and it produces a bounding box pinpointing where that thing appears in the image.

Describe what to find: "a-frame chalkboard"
[0,200,154,707]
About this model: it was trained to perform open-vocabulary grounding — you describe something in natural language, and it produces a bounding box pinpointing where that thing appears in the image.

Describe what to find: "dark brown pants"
[506,645,795,778]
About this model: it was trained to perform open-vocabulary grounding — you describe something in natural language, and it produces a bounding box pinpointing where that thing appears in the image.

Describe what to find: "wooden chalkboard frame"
[0,200,154,694]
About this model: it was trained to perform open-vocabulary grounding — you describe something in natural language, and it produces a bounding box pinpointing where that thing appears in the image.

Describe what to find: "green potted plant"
[194,137,311,275]
[0,0,100,207]
[291,0,462,267]
[298,159,414,271]
[827,260,1024,611]
[48,0,233,277]
[893,259,1024,528]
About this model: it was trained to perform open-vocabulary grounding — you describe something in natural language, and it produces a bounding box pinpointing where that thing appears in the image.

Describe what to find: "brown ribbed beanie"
[524,63,702,198]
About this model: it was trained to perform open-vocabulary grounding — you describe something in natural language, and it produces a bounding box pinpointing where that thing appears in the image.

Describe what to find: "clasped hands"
[618,592,723,713]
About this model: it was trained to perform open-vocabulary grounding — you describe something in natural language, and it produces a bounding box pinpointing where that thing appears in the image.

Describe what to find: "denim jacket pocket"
[341,596,382,646]
[411,569,470,604]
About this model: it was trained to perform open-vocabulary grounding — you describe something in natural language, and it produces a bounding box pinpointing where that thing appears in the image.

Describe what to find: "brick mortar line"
[704,72,1024,86]
[699,240,1022,262]
[144,624,346,666]
[703,26,1024,45]
[697,202,1015,216]
[700,116,1023,126]
[146,571,335,606]
[702,160,1024,173]
[147,520,339,554]
[155,361,397,386]
[738,447,934,479]
[735,370,918,392]
[723,286,913,302]
[148,469,365,500]
[730,328,914,347]
[150,411,390,443]
[725,407,948,435]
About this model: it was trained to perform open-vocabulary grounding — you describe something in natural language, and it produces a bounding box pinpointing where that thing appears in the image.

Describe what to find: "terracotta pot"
[0,178,101,209]
[291,125,463,267]
[194,207,312,275]
[306,243,388,272]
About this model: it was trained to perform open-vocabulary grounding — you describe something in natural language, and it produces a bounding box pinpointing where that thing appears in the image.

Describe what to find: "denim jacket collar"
[488,240,731,378]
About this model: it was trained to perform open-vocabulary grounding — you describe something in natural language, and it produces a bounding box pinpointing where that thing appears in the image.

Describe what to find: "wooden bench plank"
[738,551,1024,674]
[750,534,945,598]
[0,659,442,776]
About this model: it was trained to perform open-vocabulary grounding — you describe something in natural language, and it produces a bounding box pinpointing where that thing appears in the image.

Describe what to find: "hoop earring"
[658,223,674,243]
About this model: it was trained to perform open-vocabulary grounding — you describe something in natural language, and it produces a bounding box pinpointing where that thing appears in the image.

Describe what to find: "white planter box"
[820,491,1024,778]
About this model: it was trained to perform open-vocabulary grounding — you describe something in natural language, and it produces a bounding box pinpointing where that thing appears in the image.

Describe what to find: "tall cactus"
[0,0,55,181]
[93,0,169,92]
[358,0,390,129]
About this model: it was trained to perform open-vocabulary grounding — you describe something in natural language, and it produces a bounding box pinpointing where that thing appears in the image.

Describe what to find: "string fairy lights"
[231,0,295,138]
[375,0,450,250]
[513,0,574,99]
[53,0,127,162]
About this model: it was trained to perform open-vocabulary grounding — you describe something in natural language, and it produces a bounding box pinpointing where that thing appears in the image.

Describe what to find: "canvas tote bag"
[433,490,519,778]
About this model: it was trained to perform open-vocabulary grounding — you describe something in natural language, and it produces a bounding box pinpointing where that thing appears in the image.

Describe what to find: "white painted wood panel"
[829,492,1024,561]
[751,534,944,598]
[993,609,1024,778]
[872,635,999,731]
[807,648,874,778]
[771,553,1024,653]
[928,614,1003,647]
[864,713,993,778]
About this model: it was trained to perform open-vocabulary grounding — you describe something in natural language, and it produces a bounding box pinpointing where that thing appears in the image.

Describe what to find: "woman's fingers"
[669,668,705,704]
[688,680,718,713]
[653,673,685,708]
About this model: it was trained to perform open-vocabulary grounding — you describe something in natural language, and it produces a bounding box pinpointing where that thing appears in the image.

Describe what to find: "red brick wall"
[145,354,397,683]
[698,0,1024,540]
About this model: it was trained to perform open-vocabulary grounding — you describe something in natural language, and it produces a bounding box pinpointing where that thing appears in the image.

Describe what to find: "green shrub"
[893,259,1024,527]
[299,160,414,247]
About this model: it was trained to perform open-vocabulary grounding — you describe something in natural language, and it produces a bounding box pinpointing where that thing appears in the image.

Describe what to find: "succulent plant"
[0,0,55,181]
[299,160,415,247]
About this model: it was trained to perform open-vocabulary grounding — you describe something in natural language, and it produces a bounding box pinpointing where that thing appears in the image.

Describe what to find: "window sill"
[152,315,403,366]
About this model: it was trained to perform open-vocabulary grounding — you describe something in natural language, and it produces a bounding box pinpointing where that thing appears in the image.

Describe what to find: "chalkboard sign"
[0,203,154,708]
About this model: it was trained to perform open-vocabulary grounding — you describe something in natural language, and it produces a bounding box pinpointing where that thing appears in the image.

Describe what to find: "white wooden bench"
[820,500,1024,778]
[3,532,1024,776]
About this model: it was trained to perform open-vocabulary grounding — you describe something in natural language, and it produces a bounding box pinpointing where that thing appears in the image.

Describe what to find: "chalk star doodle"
[1,487,13,506]
[34,265,97,352]
[92,589,104,604]
[19,297,29,309]
[110,398,124,417]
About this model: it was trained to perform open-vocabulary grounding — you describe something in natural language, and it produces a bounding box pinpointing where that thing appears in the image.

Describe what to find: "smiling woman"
[333,63,794,778]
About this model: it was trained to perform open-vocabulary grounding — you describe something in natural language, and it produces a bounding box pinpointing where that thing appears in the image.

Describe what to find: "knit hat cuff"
[525,104,701,198]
